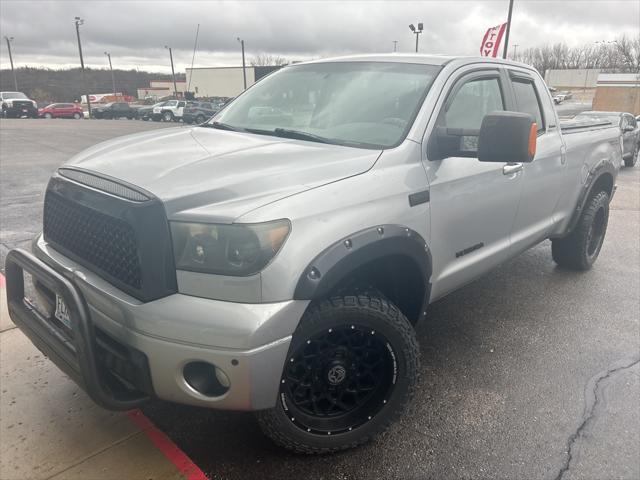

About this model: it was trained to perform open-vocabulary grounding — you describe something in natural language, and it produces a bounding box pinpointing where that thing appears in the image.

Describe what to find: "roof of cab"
[297,53,536,71]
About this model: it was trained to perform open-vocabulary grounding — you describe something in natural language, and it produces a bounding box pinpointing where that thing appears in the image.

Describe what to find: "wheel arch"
[563,160,615,237]
[293,225,432,324]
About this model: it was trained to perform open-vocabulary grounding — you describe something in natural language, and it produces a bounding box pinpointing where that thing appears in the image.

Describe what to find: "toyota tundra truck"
[5,55,622,454]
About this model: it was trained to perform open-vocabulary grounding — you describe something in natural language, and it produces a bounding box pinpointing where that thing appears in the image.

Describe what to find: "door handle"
[503,163,523,175]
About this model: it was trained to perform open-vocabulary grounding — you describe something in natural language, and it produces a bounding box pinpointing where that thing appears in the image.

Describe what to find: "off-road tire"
[552,190,610,270]
[256,292,419,454]
[624,145,638,167]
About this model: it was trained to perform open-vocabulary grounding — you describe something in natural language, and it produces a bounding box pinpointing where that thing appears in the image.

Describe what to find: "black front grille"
[43,191,143,289]
[12,100,34,109]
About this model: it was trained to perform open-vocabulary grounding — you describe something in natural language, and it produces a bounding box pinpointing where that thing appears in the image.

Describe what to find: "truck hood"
[65,126,381,222]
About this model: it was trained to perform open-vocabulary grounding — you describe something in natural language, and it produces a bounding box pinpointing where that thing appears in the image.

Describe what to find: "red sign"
[480,23,507,57]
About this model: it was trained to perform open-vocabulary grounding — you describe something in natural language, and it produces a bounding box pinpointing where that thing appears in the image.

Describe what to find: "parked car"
[92,102,136,120]
[1,91,37,118]
[39,103,84,119]
[574,111,639,167]
[136,101,166,121]
[182,101,219,124]
[152,100,187,122]
[6,55,622,454]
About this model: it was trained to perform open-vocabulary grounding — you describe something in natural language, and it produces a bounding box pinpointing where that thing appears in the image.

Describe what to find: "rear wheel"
[196,114,206,124]
[73,112,81,119]
[552,190,610,270]
[256,292,419,454]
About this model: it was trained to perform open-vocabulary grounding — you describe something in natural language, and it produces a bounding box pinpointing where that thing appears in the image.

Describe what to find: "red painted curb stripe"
[0,273,5,287]
[127,409,208,480]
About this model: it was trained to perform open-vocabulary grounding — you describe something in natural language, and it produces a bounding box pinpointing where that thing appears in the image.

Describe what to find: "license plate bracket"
[55,294,72,329]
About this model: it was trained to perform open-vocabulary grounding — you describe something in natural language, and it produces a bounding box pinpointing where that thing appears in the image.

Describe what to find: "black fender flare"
[564,159,616,236]
[293,225,432,314]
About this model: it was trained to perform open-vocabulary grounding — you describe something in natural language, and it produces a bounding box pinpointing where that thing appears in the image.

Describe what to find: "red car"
[39,103,84,119]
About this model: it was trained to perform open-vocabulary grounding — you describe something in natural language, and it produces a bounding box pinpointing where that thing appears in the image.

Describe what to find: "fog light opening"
[183,361,230,397]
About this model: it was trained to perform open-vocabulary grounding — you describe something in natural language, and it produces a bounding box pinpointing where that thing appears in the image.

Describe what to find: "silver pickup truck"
[6,55,622,454]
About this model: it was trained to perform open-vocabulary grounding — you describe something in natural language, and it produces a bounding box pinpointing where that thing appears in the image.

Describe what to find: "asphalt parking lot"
[1,118,638,480]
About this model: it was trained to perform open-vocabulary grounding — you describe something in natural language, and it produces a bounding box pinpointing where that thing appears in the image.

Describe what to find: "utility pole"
[237,37,247,90]
[4,36,18,90]
[165,45,178,98]
[408,23,423,53]
[74,17,92,118]
[104,51,116,97]
[512,44,519,60]
[502,0,514,59]
[392,40,398,52]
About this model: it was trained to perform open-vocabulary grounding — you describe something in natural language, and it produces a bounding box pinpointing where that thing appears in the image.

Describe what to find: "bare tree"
[250,54,289,67]
[512,34,640,75]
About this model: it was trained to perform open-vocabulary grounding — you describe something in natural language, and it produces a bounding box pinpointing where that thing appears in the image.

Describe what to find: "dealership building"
[185,66,281,98]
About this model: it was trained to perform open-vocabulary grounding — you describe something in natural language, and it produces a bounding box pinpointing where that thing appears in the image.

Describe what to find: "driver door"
[425,69,524,300]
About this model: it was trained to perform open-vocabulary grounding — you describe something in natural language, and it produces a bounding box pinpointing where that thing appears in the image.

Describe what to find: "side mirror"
[478,111,537,163]
[623,125,635,133]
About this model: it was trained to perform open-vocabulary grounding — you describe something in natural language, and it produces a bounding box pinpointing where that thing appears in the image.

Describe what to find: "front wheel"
[44,113,53,119]
[163,111,174,122]
[552,190,610,270]
[256,293,419,454]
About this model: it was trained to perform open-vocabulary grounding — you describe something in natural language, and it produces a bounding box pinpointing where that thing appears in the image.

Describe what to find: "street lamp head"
[409,24,415,32]
[104,51,108,55]
[417,23,423,31]
[237,37,242,43]
[164,45,169,49]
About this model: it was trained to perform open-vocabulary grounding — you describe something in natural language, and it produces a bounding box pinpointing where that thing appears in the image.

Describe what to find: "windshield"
[3,92,28,100]
[210,62,441,149]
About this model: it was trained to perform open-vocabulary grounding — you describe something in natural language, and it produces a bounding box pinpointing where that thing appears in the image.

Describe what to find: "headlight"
[170,220,290,276]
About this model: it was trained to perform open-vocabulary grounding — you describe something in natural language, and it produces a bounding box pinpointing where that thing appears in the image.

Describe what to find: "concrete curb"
[0,272,208,480]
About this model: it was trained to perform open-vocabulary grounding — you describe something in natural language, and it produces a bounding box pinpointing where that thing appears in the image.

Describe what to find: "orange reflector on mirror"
[528,123,537,158]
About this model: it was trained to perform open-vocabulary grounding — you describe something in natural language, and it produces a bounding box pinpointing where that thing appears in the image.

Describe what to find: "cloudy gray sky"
[1,0,638,73]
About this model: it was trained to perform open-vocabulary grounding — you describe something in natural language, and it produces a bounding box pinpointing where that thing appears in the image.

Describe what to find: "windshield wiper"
[273,128,331,144]
[202,121,242,132]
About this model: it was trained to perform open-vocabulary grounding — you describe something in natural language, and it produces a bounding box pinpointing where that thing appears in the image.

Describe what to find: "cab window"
[512,78,544,132]
[442,77,504,130]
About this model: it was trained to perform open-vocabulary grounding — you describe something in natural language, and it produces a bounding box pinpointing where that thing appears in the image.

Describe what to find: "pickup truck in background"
[152,99,187,122]
[92,102,137,120]
[5,55,622,454]
[1,91,38,118]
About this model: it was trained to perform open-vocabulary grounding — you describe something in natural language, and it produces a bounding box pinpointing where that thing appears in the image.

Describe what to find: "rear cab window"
[509,72,546,133]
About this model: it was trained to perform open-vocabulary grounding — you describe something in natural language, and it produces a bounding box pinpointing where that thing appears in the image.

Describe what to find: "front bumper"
[3,105,37,117]
[5,239,309,411]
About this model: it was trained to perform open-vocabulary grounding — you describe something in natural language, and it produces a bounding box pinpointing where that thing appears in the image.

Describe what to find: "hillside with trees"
[0,67,185,104]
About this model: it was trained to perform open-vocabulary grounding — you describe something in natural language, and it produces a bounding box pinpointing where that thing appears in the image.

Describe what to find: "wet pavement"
[1,118,638,480]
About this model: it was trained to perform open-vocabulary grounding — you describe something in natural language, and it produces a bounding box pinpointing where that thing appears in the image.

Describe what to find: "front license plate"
[22,109,28,113]
[55,294,71,329]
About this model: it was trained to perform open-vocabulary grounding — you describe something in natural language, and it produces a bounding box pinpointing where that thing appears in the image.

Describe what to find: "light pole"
[104,51,116,97]
[392,40,398,52]
[74,17,92,118]
[502,0,515,59]
[408,23,423,53]
[237,37,247,90]
[165,45,178,98]
[4,36,18,90]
